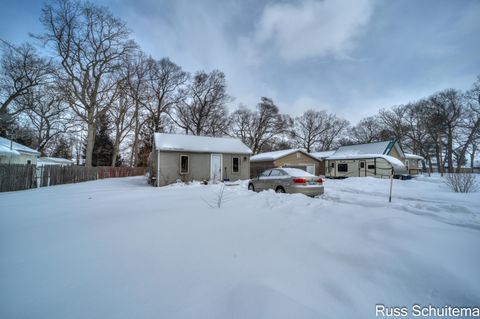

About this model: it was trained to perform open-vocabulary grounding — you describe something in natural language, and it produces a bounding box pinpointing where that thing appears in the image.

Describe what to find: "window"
[232,157,240,173]
[368,164,375,170]
[27,160,31,165]
[269,169,285,177]
[360,162,365,169]
[180,155,189,174]
[338,163,348,172]
[260,169,272,177]
[331,163,335,168]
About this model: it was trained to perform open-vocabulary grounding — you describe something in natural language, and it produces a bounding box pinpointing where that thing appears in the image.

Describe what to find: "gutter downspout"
[156,149,160,187]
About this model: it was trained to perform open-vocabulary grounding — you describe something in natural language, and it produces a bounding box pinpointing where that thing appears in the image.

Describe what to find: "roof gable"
[154,133,252,154]
[251,149,321,162]
[330,140,405,158]
[0,136,40,156]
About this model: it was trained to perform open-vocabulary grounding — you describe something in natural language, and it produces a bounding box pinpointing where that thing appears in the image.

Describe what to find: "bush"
[444,173,479,193]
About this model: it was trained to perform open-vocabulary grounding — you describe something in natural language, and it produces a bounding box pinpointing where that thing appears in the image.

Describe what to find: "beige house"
[404,153,424,175]
[0,137,40,165]
[250,149,324,178]
[324,140,409,179]
[149,133,252,186]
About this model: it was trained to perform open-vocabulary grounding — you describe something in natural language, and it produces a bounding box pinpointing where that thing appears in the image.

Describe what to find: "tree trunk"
[85,122,95,167]
[447,127,453,173]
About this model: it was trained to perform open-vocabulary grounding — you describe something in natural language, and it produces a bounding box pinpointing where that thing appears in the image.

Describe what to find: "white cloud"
[251,0,374,61]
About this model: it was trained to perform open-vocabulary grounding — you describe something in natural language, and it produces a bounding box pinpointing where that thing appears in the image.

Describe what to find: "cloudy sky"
[1,0,479,123]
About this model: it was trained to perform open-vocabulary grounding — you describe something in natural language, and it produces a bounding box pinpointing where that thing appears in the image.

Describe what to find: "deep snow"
[1,175,479,319]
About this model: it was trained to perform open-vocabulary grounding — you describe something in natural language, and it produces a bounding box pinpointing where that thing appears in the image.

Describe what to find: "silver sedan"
[248,168,324,197]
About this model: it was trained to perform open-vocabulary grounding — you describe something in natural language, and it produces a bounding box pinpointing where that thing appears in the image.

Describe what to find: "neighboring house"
[150,133,252,186]
[37,157,74,167]
[250,149,324,178]
[404,153,424,175]
[0,136,40,165]
[325,140,409,178]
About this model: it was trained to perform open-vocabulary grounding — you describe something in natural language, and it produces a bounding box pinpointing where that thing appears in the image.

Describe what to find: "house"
[324,140,409,178]
[0,136,40,165]
[250,149,325,178]
[404,153,424,175]
[37,157,74,167]
[150,133,252,186]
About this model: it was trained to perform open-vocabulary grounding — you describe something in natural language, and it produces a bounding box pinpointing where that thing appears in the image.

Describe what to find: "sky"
[1,0,479,123]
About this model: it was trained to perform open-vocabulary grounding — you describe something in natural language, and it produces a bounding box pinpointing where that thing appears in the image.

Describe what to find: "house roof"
[330,140,404,158]
[0,136,40,156]
[310,150,336,159]
[0,144,21,156]
[250,149,320,162]
[154,133,252,154]
[37,157,74,166]
[404,153,424,160]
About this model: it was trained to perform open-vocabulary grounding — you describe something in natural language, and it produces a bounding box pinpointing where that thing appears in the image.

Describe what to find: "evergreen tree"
[51,136,72,159]
[83,114,122,166]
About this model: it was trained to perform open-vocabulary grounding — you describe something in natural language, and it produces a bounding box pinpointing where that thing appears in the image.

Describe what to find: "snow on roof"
[332,140,395,157]
[405,153,424,160]
[37,157,74,166]
[0,136,40,156]
[251,149,302,162]
[0,144,21,156]
[310,150,336,159]
[328,153,407,170]
[154,133,252,154]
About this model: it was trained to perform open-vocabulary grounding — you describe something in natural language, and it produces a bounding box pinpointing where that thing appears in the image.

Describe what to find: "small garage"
[250,149,325,178]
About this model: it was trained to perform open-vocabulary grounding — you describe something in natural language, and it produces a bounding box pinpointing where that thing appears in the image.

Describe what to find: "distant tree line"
[0,0,479,173]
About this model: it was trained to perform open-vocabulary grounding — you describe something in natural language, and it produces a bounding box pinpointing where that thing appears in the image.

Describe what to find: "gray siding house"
[149,133,252,186]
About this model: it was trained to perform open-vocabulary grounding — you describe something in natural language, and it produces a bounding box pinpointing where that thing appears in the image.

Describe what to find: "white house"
[0,136,40,165]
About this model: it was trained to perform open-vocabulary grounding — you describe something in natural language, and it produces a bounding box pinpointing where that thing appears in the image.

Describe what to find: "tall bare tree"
[0,41,51,135]
[37,0,136,166]
[231,97,292,154]
[17,83,76,155]
[429,89,464,173]
[173,70,230,136]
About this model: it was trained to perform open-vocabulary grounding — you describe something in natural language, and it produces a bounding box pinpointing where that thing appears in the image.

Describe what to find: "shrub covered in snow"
[444,173,479,193]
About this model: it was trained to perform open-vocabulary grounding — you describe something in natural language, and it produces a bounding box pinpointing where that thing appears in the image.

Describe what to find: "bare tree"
[230,97,292,154]
[37,0,137,166]
[173,70,231,136]
[429,89,464,173]
[124,53,151,167]
[456,77,480,172]
[17,83,76,155]
[351,116,385,144]
[0,41,51,135]
[147,58,188,133]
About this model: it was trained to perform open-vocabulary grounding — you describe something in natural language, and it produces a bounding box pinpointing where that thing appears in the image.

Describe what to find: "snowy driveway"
[1,176,479,318]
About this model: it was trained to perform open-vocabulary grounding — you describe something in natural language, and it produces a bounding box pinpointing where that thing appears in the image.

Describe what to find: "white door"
[210,154,222,183]
[306,165,315,175]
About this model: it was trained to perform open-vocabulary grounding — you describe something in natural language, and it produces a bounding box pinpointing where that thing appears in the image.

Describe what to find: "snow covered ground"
[1,175,479,318]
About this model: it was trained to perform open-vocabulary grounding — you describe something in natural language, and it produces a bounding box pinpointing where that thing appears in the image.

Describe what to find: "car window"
[259,169,272,177]
[269,169,283,177]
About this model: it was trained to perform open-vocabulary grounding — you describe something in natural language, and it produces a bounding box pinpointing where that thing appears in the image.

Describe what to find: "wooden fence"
[0,164,145,192]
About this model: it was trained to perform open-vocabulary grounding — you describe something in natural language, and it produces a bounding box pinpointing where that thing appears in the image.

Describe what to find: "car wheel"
[275,186,285,193]
[248,183,255,191]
